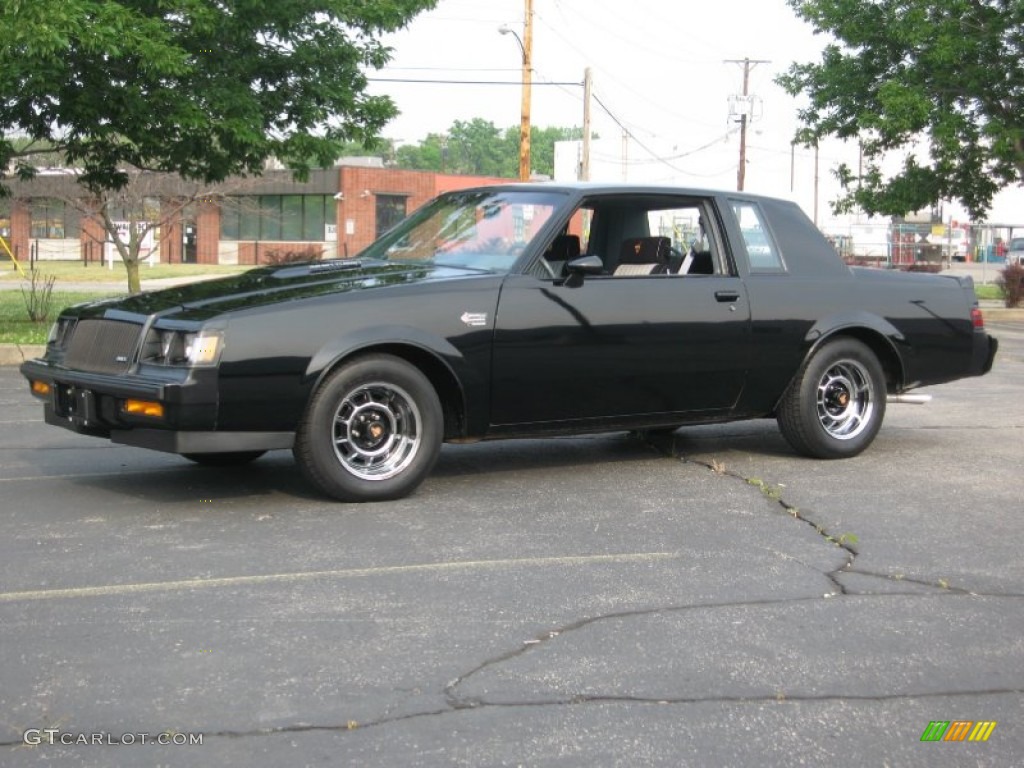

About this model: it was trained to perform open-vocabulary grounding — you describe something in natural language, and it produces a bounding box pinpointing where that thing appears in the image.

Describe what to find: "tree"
[0,0,437,290]
[778,0,1024,220]
[392,120,586,178]
[16,171,268,293]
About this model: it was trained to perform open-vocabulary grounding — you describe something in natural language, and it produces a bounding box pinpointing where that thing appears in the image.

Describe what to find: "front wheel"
[293,354,443,502]
[776,338,886,459]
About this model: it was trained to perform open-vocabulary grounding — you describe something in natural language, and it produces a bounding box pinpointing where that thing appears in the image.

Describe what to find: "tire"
[293,354,443,502]
[183,451,266,466]
[776,338,886,459]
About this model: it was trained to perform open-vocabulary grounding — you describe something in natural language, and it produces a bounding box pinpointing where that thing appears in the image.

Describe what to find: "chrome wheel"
[777,338,886,460]
[295,355,443,501]
[332,382,422,481]
[815,360,875,440]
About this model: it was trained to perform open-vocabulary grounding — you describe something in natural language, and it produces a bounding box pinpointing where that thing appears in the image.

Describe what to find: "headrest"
[619,236,670,265]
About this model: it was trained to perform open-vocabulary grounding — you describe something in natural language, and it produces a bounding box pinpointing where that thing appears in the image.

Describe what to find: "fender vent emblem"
[460,311,488,328]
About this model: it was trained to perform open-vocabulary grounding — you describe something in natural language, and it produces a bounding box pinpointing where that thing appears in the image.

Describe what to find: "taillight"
[971,307,984,328]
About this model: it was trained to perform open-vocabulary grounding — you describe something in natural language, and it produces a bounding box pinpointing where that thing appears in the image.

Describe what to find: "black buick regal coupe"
[22,184,997,501]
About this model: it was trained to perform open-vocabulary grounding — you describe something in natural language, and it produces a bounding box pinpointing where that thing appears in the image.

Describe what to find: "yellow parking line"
[0,552,677,603]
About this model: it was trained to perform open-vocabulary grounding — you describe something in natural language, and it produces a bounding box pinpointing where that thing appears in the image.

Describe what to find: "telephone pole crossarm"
[724,57,770,191]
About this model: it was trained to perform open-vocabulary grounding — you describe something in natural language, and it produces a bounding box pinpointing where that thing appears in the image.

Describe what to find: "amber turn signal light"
[30,380,51,398]
[123,399,165,418]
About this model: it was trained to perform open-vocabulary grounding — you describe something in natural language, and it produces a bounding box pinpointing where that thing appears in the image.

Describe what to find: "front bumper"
[20,359,293,454]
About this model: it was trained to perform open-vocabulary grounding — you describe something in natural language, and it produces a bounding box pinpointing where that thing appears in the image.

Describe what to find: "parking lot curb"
[0,344,45,367]
[984,307,1024,322]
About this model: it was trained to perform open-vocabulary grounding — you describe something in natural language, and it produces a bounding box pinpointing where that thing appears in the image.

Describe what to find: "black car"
[22,184,998,501]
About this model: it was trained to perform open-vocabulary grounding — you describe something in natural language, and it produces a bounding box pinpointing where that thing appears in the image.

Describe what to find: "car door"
[489,271,752,427]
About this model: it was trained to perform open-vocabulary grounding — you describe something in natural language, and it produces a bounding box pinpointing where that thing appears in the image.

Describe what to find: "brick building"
[0,161,508,267]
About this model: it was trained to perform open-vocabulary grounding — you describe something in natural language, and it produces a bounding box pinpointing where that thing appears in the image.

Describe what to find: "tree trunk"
[124,259,142,294]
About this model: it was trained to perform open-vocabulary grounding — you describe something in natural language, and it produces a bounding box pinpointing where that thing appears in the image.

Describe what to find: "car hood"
[71,260,489,321]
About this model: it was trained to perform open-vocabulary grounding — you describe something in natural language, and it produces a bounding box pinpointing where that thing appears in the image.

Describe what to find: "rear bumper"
[977,333,998,375]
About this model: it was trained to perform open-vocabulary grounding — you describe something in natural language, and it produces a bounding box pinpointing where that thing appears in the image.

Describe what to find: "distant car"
[1007,237,1024,265]
[22,184,998,502]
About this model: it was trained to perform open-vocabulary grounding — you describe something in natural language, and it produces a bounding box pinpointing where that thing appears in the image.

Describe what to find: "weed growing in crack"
[821,531,860,548]
[746,476,784,500]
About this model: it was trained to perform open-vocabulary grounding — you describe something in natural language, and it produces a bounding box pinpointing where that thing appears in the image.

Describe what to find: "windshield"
[357,189,567,273]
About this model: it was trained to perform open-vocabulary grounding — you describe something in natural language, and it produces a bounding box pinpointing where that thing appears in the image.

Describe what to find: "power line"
[367,77,580,86]
[592,92,689,175]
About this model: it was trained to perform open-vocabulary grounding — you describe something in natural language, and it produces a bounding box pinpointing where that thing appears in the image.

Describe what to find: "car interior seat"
[614,236,671,276]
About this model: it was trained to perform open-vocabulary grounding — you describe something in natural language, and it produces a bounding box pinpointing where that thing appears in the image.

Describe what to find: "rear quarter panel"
[720,195,978,413]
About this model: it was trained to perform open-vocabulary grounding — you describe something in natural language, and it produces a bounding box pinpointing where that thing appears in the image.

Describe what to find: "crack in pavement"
[640,431,1010,598]
[4,429,1020,750]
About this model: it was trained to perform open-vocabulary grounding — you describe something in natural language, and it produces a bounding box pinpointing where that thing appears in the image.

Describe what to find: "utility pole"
[581,67,592,181]
[499,1,533,181]
[725,57,769,191]
[519,0,533,181]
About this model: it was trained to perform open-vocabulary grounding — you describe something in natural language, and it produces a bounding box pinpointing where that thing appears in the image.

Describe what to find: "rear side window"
[731,201,784,272]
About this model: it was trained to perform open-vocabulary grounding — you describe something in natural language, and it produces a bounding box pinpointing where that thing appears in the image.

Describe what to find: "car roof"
[453,181,791,205]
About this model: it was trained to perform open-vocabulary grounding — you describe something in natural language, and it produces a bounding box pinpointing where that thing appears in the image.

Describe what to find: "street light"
[499,5,532,181]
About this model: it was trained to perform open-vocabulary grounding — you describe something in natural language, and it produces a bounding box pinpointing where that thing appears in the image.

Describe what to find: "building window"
[30,199,80,239]
[221,195,335,242]
[376,195,407,238]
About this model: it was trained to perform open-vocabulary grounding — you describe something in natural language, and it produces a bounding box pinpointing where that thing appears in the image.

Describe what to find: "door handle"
[714,290,740,303]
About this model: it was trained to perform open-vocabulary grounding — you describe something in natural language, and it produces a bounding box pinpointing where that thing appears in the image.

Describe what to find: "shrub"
[902,263,943,274]
[20,269,57,322]
[263,247,323,265]
[997,263,1024,308]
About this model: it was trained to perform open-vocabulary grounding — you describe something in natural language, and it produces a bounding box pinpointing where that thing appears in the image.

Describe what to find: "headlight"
[141,328,223,367]
[183,331,223,366]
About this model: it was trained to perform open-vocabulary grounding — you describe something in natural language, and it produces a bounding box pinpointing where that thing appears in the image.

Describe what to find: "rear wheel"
[183,451,265,466]
[294,354,443,502]
[777,338,886,459]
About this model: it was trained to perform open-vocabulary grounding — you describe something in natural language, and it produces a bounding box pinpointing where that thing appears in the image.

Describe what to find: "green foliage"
[394,120,586,178]
[779,0,1024,220]
[997,263,1024,308]
[0,290,104,344]
[0,0,438,194]
[20,270,57,322]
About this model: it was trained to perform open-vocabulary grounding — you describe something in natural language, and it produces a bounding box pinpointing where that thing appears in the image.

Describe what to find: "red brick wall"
[161,199,183,264]
[196,200,220,264]
[9,200,30,265]
[334,168,510,256]
[80,214,106,265]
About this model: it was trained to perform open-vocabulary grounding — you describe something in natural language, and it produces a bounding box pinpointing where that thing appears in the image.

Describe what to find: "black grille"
[64,319,142,374]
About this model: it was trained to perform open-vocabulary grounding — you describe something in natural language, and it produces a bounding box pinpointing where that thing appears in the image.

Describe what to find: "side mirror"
[562,254,604,288]
[566,254,604,275]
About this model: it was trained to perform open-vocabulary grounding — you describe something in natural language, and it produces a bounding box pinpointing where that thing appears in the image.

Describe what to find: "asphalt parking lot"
[1,322,1022,767]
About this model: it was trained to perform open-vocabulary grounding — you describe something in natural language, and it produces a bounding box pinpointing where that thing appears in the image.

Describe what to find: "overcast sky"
[368,0,1022,229]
